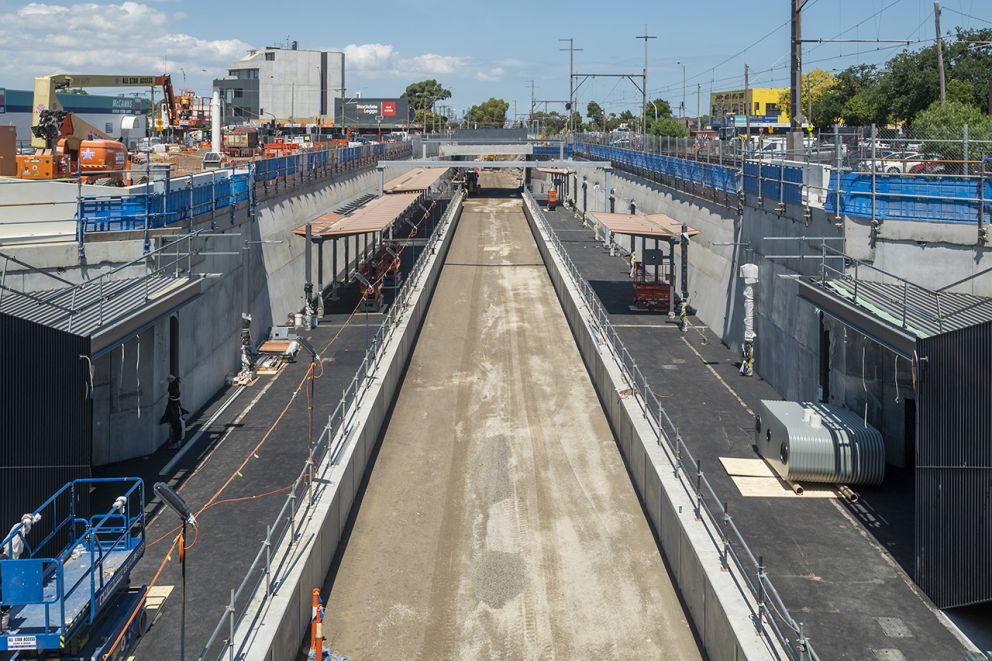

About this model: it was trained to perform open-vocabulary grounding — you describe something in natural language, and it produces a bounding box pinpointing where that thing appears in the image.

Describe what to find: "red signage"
[381,101,397,117]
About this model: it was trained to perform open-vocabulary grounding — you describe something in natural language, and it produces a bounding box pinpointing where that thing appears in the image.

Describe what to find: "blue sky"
[0,0,987,117]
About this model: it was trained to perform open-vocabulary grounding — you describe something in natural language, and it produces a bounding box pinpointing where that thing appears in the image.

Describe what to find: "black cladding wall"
[916,319,992,608]
[0,312,91,531]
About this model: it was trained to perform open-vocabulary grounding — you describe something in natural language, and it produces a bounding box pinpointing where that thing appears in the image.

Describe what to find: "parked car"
[857,150,921,174]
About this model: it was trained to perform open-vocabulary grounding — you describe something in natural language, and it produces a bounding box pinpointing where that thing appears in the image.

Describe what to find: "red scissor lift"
[587,211,700,313]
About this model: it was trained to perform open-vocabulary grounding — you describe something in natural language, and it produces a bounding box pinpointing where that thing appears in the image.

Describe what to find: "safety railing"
[764,236,980,337]
[0,228,204,334]
[523,188,817,661]
[196,189,463,661]
[574,142,740,209]
[577,128,992,230]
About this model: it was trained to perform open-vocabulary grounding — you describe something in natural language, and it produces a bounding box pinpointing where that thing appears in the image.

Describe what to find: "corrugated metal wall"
[0,312,91,533]
[916,320,992,608]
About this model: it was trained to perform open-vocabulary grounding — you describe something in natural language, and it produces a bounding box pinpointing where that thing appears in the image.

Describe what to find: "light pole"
[676,61,687,126]
[153,483,196,661]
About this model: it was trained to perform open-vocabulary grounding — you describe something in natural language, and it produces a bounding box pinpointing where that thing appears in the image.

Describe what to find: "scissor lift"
[632,261,673,311]
[0,478,148,659]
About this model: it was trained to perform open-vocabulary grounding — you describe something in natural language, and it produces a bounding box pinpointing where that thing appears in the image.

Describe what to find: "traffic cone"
[308,588,324,660]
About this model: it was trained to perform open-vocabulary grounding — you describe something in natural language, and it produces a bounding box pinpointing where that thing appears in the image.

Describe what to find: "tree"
[586,101,605,131]
[401,80,452,117]
[912,100,992,164]
[618,110,636,130]
[466,98,509,127]
[776,68,836,125]
[413,107,446,131]
[648,115,688,138]
[530,111,566,134]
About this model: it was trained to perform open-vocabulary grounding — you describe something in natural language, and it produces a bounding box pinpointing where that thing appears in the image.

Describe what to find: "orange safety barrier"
[308,587,325,659]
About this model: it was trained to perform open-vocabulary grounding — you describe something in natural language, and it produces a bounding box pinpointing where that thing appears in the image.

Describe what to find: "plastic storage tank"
[754,400,885,486]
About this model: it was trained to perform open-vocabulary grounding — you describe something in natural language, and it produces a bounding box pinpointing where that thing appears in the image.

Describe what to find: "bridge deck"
[322,174,701,659]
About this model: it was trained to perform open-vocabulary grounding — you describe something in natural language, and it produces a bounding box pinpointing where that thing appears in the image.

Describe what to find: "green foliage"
[912,100,992,161]
[400,80,452,115]
[646,98,673,119]
[776,68,836,121]
[466,98,509,127]
[648,115,689,137]
[586,100,605,130]
[413,108,446,130]
[800,28,992,127]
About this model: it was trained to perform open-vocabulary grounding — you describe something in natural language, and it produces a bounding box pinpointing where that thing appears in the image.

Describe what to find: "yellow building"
[709,88,790,131]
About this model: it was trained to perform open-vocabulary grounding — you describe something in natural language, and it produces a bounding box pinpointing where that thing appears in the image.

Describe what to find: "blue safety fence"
[576,142,738,194]
[78,142,408,234]
[79,171,252,232]
[533,145,574,157]
[743,161,804,206]
[825,171,992,224]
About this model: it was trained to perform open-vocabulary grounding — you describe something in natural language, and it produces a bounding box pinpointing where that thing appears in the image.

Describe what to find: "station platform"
[99,293,389,657]
[538,203,975,659]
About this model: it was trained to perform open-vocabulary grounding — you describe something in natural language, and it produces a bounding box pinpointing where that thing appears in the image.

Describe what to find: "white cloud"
[335,42,504,82]
[343,43,396,71]
[475,67,505,82]
[0,2,249,89]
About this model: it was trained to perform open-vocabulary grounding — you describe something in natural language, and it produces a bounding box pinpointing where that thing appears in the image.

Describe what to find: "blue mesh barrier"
[825,171,992,224]
[576,142,738,194]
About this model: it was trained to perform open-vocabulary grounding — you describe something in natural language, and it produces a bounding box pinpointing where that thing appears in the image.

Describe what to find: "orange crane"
[18,73,179,183]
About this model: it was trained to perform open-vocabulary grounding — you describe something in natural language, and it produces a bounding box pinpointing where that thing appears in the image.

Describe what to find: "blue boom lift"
[0,478,148,659]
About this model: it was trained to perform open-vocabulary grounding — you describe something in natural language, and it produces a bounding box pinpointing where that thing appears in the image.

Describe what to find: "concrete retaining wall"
[233,195,464,661]
[520,193,782,661]
[3,165,416,464]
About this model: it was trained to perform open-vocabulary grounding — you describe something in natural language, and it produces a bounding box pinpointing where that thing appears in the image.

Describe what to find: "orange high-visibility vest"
[548,189,558,203]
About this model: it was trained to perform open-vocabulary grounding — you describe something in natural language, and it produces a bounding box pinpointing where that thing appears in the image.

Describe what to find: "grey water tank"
[754,400,885,486]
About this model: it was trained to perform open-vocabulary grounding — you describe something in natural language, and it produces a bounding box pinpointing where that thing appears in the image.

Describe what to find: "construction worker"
[160,375,190,450]
[547,187,558,211]
[1,513,42,633]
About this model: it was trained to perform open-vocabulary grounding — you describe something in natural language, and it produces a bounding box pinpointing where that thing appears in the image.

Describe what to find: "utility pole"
[934,1,947,105]
[744,64,751,143]
[636,26,656,138]
[790,0,810,152]
[697,83,701,130]
[988,77,992,115]
[560,38,583,133]
[527,80,536,131]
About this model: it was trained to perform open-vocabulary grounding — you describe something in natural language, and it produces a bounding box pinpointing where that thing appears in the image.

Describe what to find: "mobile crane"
[16,73,179,183]
[0,478,149,659]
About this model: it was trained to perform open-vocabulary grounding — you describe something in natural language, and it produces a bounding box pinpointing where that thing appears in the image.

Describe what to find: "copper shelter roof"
[384,168,449,193]
[589,211,700,239]
[292,212,346,239]
[294,192,422,238]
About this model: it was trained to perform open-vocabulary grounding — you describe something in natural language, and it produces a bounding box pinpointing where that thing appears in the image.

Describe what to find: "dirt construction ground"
[322,171,702,660]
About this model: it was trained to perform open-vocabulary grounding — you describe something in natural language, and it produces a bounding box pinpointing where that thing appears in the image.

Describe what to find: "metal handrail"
[523,189,817,661]
[0,230,202,324]
[196,190,462,661]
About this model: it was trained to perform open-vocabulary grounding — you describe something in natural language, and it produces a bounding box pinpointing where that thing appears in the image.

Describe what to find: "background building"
[709,87,789,132]
[214,43,345,126]
[334,98,410,132]
[0,87,147,146]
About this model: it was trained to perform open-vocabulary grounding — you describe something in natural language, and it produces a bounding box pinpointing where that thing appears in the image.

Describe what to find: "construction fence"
[73,142,413,246]
[577,126,992,227]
